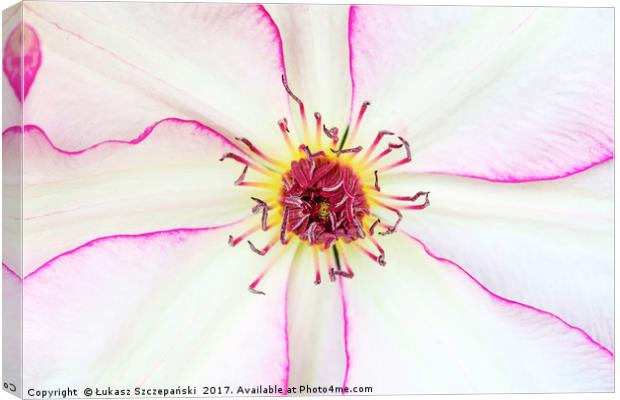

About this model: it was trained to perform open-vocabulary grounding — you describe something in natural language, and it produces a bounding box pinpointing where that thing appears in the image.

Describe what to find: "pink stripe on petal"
[10,223,242,281]
[22,226,291,388]
[3,23,41,102]
[346,6,358,125]
[281,270,291,395]
[7,120,252,277]
[401,231,613,359]
[338,277,351,392]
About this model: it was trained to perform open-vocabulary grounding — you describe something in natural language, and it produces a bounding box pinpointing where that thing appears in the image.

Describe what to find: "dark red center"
[281,154,369,248]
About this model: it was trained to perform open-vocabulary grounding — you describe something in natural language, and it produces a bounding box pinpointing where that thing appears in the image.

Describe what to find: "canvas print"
[2,2,614,397]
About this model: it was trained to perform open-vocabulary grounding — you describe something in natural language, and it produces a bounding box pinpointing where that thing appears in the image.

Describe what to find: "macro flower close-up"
[2,2,614,395]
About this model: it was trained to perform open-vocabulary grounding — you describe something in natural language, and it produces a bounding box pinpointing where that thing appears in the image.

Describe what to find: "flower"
[3,2,613,394]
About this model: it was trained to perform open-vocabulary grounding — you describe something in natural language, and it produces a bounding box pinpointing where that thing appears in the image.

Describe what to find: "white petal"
[4,120,265,277]
[342,233,613,393]
[284,244,347,388]
[379,161,613,349]
[21,227,294,389]
[265,4,351,131]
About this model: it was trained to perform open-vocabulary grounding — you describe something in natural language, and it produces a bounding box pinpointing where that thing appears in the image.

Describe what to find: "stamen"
[373,170,381,192]
[234,165,249,186]
[278,118,295,154]
[348,100,371,144]
[368,218,381,236]
[251,197,270,231]
[368,236,387,266]
[377,136,412,173]
[299,144,326,159]
[334,246,355,278]
[361,130,395,163]
[323,125,339,145]
[247,235,279,256]
[354,242,386,267]
[373,201,403,236]
[281,74,309,137]
[219,152,269,175]
[280,207,290,244]
[228,224,262,247]
[372,191,430,202]
[247,247,287,295]
[314,112,322,147]
[402,192,431,210]
[364,142,403,168]
[330,146,363,155]
[237,181,273,189]
[313,248,322,285]
[235,137,281,167]
[324,250,337,282]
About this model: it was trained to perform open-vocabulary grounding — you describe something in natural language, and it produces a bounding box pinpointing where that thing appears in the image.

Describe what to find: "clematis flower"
[3,2,613,394]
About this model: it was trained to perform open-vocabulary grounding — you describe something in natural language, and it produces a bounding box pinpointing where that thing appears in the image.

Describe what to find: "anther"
[234,165,249,186]
[349,100,371,144]
[249,287,266,295]
[363,130,395,162]
[247,238,276,256]
[235,137,279,165]
[378,206,403,236]
[378,136,412,173]
[282,74,308,131]
[368,218,381,236]
[251,197,269,231]
[280,207,290,244]
[333,270,354,279]
[404,191,431,210]
[331,146,363,155]
[329,267,337,282]
[373,170,381,192]
[278,118,290,133]
[323,125,339,144]
[314,112,322,145]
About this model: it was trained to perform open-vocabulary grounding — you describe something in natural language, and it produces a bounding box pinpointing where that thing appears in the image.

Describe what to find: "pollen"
[318,202,330,221]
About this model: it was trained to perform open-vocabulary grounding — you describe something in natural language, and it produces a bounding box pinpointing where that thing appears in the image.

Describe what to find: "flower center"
[220,75,430,294]
[281,154,369,249]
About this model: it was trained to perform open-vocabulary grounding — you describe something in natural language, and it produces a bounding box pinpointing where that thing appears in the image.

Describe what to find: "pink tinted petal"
[349,6,613,181]
[23,2,290,151]
[284,244,348,387]
[342,233,613,393]
[3,23,41,101]
[381,161,613,350]
[20,226,293,389]
[4,119,256,277]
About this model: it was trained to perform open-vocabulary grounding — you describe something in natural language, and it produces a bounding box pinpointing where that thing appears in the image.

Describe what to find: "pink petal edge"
[401,231,613,358]
[2,117,245,157]
[423,155,614,184]
[346,6,613,183]
[4,223,245,281]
